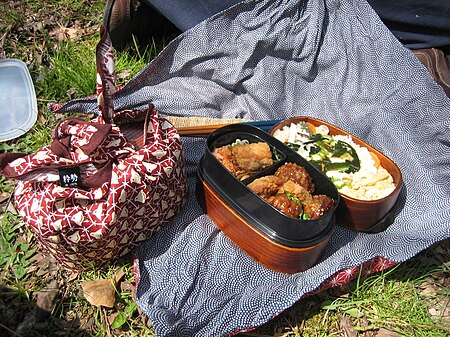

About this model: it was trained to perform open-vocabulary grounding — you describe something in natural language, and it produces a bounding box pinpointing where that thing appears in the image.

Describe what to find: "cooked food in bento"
[272,122,396,201]
[248,163,334,219]
[245,175,283,199]
[274,162,315,193]
[213,140,273,180]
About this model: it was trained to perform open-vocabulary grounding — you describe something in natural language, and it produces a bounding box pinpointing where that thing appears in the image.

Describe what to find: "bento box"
[269,116,403,233]
[196,124,340,273]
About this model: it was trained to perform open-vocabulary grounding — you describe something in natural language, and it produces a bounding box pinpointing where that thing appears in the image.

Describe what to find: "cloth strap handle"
[96,25,116,124]
[94,26,154,144]
[0,117,118,189]
[50,118,112,158]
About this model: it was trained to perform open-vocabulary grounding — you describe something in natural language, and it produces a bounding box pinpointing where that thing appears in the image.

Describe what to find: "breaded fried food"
[281,180,313,204]
[247,175,283,199]
[231,142,273,173]
[212,145,236,174]
[213,141,273,180]
[246,163,334,219]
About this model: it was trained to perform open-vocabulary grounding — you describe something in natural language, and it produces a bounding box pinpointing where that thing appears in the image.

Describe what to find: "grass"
[238,254,449,337]
[319,263,449,336]
[0,213,35,282]
[0,1,449,336]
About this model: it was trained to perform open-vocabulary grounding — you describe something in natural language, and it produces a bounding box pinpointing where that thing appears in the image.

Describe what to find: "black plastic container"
[196,124,340,273]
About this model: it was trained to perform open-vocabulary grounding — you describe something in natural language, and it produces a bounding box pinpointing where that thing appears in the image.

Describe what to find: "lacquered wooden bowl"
[268,116,403,233]
[197,176,333,273]
[196,124,339,273]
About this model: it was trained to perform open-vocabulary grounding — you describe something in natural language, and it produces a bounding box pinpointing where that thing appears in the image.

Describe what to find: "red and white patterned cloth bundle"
[0,27,187,270]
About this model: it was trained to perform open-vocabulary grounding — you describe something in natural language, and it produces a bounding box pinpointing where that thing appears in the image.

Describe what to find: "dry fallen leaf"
[340,315,357,337]
[360,316,377,337]
[114,268,126,284]
[0,191,11,203]
[81,268,127,308]
[428,299,450,319]
[52,25,83,41]
[81,278,116,308]
[419,282,438,296]
[66,270,80,282]
[107,312,119,326]
[120,280,136,296]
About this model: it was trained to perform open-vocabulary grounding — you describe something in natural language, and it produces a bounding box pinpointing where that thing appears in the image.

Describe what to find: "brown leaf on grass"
[360,316,377,337]
[54,113,69,121]
[38,114,47,124]
[107,312,119,326]
[52,25,83,41]
[419,281,439,296]
[4,200,18,214]
[0,191,11,204]
[81,278,116,308]
[428,298,450,319]
[81,268,126,308]
[115,268,126,284]
[66,270,80,282]
[120,279,136,294]
[339,315,357,337]
[375,327,402,337]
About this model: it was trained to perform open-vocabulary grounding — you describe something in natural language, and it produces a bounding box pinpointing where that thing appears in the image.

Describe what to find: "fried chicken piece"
[280,180,313,205]
[278,180,334,219]
[244,160,334,220]
[275,162,315,193]
[247,175,283,199]
[231,142,273,174]
[213,142,273,180]
[269,193,302,218]
[303,195,334,219]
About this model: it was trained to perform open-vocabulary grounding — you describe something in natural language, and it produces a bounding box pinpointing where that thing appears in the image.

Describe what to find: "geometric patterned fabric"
[7,109,187,270]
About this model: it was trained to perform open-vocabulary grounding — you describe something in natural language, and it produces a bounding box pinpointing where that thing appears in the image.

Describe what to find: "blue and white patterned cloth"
[57,1,450,336]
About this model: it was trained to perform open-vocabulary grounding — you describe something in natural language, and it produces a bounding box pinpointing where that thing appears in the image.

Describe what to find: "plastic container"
[0,59,38,142]
[196,124,340,273]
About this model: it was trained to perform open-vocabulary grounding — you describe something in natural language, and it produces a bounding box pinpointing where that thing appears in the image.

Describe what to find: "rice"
[272,122,395,200]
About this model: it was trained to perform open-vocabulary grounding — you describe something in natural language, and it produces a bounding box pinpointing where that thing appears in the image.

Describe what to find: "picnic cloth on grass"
[52,0,450,335]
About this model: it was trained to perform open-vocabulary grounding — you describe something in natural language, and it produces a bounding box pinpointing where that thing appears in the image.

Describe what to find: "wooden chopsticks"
[174,120,282,136]
[176,123,236,136]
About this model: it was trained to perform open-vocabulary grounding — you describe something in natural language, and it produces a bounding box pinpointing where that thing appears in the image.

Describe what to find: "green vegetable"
[271,146,283,162]
[304,134,360,174]
[330,177,352,189]
[284,191,311,220]
[302,213,311,220]
[297,121,313,137]
[286,142,300,152]
[285,190,302,205]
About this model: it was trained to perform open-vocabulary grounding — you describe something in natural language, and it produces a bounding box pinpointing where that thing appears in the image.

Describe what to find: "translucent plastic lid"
[0,59,38,142]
